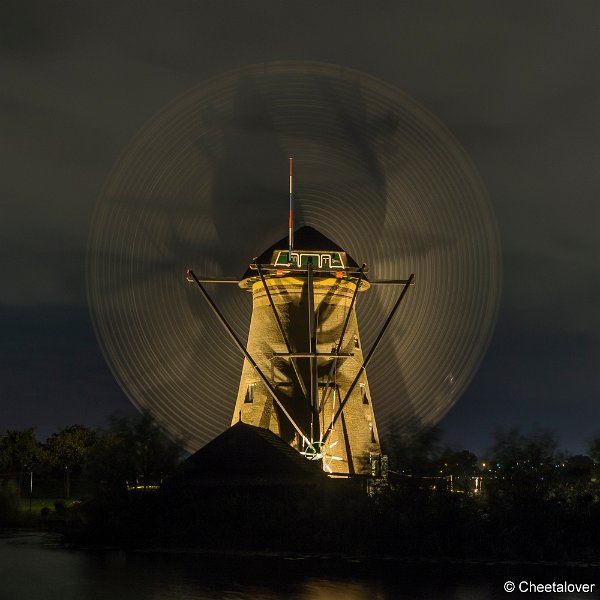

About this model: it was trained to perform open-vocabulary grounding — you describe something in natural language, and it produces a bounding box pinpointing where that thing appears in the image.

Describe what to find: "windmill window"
[245,383,256,403]
[369,422,375,443]
[354,335,360,349]
[360,383,369,404]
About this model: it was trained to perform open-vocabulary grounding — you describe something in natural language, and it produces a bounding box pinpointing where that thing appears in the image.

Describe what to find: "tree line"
[0,414,184,500]
[3,418,600,501]
[386,424,600,498]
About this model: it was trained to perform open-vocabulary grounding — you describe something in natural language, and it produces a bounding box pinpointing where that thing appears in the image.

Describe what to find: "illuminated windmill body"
[187,161,413,477]
[232,226,379,475]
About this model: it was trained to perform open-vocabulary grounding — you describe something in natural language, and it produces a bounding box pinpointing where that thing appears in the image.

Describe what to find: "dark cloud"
[1,0,83,56]
[1,0,599,450]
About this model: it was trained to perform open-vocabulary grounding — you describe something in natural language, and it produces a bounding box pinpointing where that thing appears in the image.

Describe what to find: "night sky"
[2,1,599,455]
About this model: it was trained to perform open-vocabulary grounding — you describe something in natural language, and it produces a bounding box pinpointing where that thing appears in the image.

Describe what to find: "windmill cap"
[241,225,362,281]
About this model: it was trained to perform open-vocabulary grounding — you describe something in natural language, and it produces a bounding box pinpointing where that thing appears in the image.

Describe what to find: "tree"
[0,428,42,498]
[585,437,600,499]
[437,448,480,492]
[86,413,184,492]
[485,428,563,501]
[385,424,443,476]
[45,425,96,499]
[588,437,600,468]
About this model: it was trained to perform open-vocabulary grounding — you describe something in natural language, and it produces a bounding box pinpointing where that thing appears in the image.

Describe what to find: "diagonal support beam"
[187,269,309,441]
[337,264,366,355]
[318,264,365,415]
[323,273,415,444]
[256,264,309,400]
[307,262,320,440]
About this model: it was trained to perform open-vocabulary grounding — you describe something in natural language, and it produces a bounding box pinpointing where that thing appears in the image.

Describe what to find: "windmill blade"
[87,61,501,453]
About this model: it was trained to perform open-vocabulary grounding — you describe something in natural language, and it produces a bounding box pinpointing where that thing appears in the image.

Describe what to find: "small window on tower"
[245,383,256,403]
[369,422,376,443]
[360,383,369,405]
[354,335,360,349]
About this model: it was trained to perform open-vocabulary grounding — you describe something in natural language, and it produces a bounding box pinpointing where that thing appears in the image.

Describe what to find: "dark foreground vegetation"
[0,414,184,525]
[2,417,600,561]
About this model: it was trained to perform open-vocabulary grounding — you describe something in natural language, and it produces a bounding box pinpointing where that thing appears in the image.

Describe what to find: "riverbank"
[42,482,600,564]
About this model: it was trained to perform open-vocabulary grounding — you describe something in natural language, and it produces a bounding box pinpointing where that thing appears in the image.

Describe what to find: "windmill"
[87,62,501,473]
[186,156,414,475]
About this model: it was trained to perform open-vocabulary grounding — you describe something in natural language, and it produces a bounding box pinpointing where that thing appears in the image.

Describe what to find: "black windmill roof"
[242,225,360,279]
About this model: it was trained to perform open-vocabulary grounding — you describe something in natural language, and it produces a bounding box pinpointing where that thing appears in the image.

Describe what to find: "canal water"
[1,531,599,599]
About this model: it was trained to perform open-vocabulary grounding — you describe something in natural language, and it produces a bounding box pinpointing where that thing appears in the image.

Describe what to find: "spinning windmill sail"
[87,61,501,457]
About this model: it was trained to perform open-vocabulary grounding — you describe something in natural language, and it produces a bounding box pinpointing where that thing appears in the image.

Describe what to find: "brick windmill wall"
[231,226,380,476]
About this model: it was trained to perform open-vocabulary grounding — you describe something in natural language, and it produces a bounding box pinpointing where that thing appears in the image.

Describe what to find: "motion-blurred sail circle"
[87,61,501,452]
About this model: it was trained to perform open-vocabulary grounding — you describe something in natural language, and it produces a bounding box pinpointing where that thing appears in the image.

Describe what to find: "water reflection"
[1,533,597,600]
[301,580,379,600]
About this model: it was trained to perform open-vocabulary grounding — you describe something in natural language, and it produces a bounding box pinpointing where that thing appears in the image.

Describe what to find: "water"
[1,531,599,599]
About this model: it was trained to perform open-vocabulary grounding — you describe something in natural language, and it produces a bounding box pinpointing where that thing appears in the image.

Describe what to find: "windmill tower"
[186,159,414,477]
[232,225,378,476]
